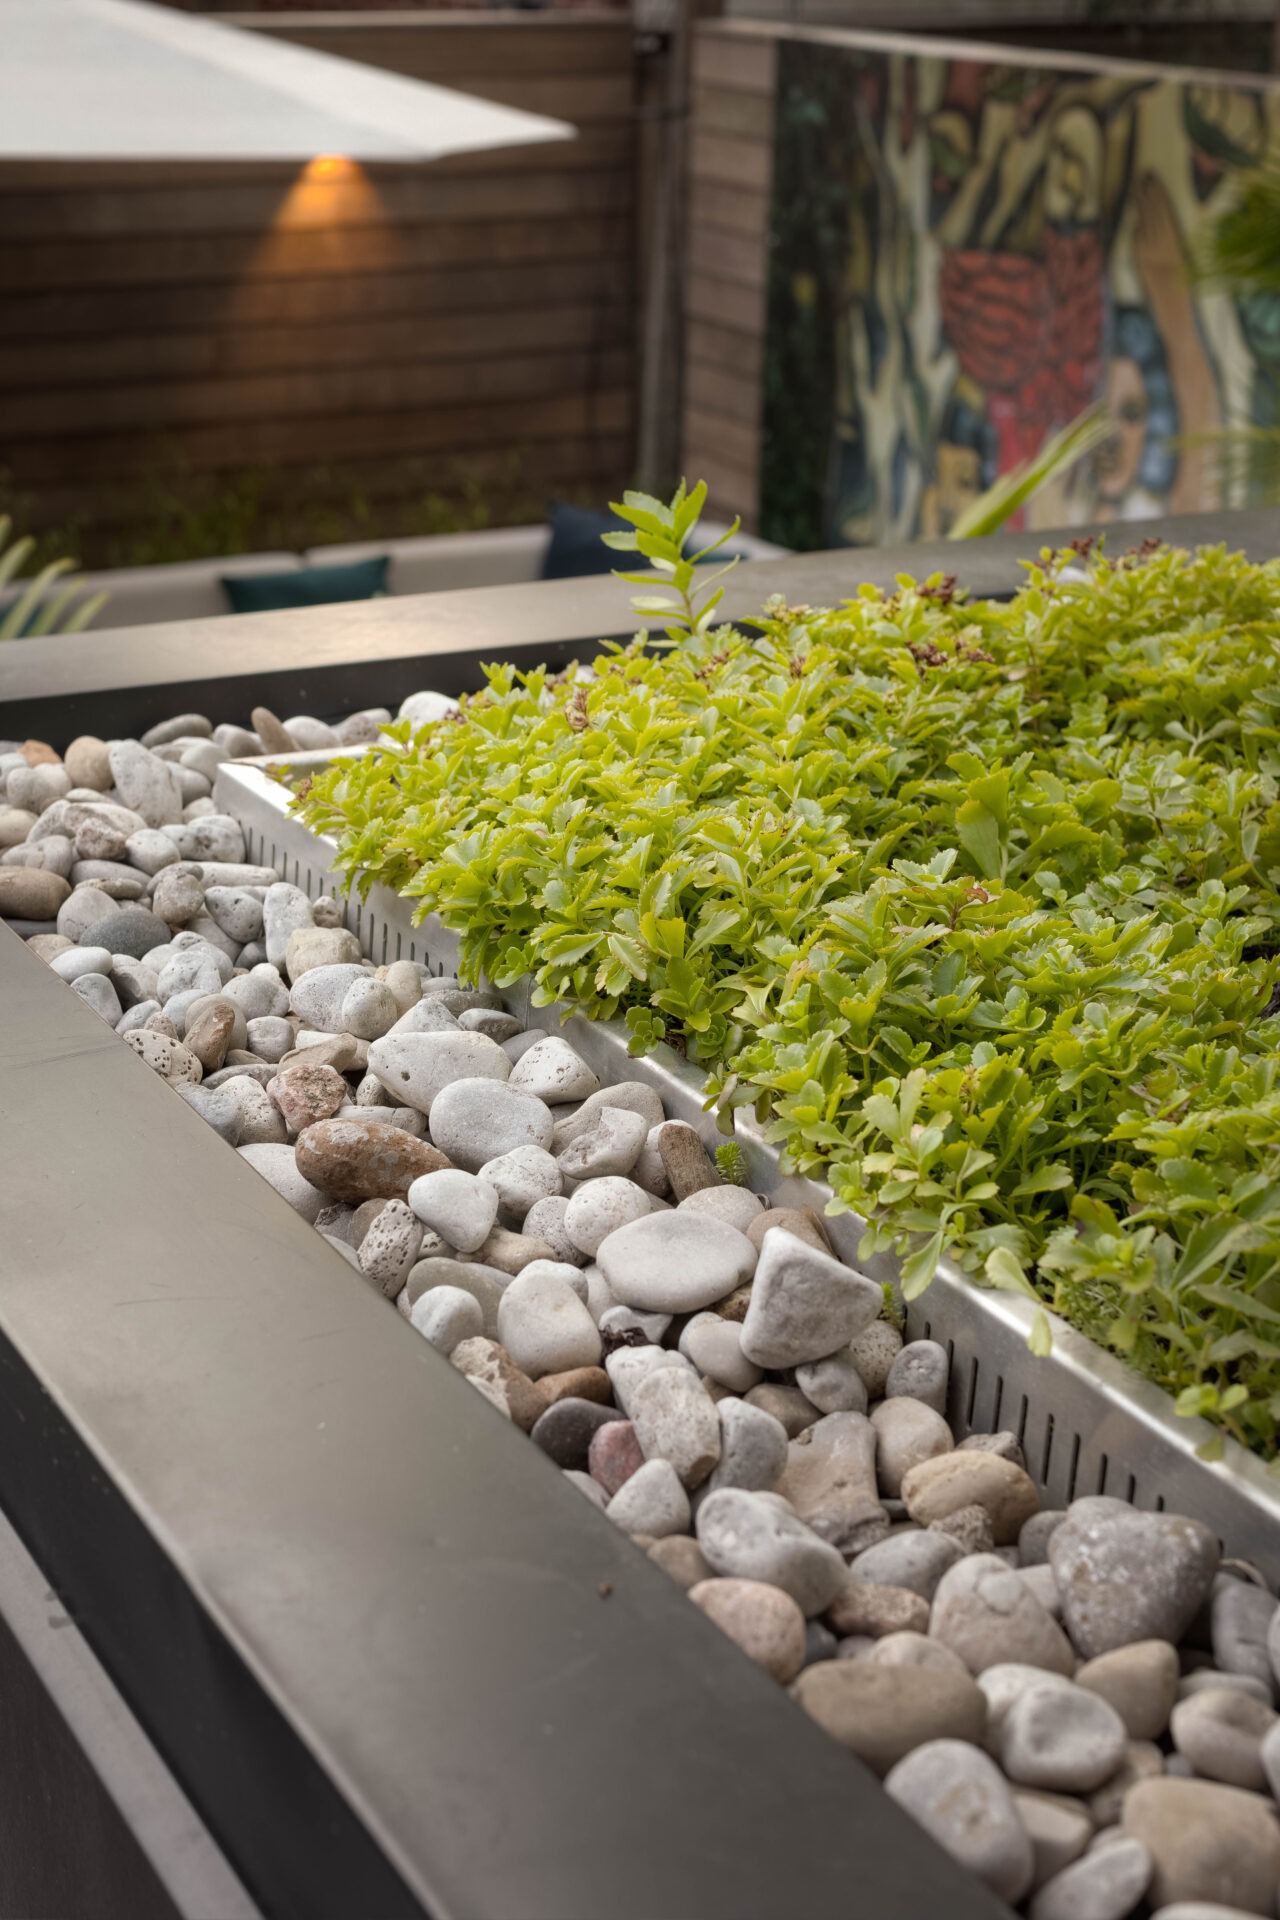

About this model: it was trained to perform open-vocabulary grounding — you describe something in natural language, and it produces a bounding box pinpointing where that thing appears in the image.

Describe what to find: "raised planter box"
[218,755,1280,1586]
[0,915,1006,1920]
[3,509,1279,1917]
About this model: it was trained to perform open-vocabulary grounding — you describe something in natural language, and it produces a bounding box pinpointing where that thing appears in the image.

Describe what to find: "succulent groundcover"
[297,535,1280,1462]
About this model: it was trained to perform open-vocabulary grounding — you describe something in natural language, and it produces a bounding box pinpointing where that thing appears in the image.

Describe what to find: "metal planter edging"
[216,759,1280,1583]
[0,919,1011,1920]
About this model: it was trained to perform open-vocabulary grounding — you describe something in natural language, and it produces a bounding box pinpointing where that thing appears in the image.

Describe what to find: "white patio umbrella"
[0,0,573,161]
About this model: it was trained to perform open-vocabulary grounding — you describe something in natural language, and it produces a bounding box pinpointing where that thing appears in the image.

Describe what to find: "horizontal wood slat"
[689,129,772,195]
[0,167,630,243]
[12,391,636,488]
[681,447,760,529]
[686,220,768,292]
[685,359,764,431]
[222,16,634,77]
[0,256,631,342]
[686,270,767,336]
[692,31,778,97]
[31,435,635,538]
[691,85,774,142]
[5,212,628,292]
[688,176,770,241]
[684,405,759,477]
[687,317,765,384]
[0,303,630,392]
[5,348,634,441]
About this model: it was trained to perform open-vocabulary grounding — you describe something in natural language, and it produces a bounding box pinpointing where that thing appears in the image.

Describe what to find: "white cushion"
[306,527,548,598]
[0,551,303,632]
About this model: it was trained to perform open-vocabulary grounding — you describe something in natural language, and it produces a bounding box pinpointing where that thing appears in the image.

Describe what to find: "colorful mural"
[761,38,1280,550]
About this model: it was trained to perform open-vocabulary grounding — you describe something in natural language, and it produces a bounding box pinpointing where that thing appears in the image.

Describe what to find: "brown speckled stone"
[295,1117,450,1202]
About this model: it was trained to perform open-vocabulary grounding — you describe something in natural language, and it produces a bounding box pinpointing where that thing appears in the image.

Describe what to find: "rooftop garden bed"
[297,509,1280,1462]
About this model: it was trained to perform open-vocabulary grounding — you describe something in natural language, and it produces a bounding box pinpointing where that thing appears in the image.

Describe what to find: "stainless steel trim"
[215,760,1280,1580]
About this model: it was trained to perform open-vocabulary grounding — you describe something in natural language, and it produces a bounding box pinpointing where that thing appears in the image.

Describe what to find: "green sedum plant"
[297,532,1280,1461]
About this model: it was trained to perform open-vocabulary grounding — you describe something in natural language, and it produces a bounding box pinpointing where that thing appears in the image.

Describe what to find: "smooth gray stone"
[406,1169,499,1253]
[1170,1687,1275,1791]
[776,1410,880,1552]
[416,1282,491,1359]
[457,1008,522,1041]
[176,1081,244,1145]
[933,1558,1075,1678]
[427,1078,554,1173]
[419,978,503,1017]
[794,1349,868,1415]
[162,814,245,864]
[82,908,169,959]
[529,1397,625,1471]
[606,1459,689,1538]
[597,1210,756,1315]
[203,1061,276,1090]
[1028,1836,1152,1920]
[629,1368,720,1490]
[1020,1511,1068,1567]
[142,712,212,747]
[116,1000,161,1033]
[496,1264,601,1379]
[108,741,183,827]
[741,1228,882,1370]
[405,1258,510,1339]
[1002,1684,1128,1794]
[124,828,180,875]
[850,1529,965,1601]
[702,1397,790,1497]
[802,1620,838,1668]
[1050,1498,1220,1659]
[262,881,314,969]
[388,997,460,1036]
[556,1105,647,1180]
[885,1339,950,1415]
[289,963,369,1035]
[507,1034,599,1104]
[71,971,122,1022]
[204,886,264,944]
[1211,1575,1278,1698]
[221,965,289,1020]
[885,1739,1033,1904]
[696,1488,845,1616]
[179,741,229,783]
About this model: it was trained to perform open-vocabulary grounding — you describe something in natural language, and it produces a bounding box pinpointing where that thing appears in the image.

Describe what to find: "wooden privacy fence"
[0,12,636,560]
[680,24,774,534]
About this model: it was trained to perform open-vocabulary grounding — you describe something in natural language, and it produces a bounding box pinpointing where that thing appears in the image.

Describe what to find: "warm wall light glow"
[223,147,401,336]
[306,153,355,182]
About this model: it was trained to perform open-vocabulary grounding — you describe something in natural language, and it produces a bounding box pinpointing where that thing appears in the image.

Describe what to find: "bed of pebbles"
[4,711,1280,1920]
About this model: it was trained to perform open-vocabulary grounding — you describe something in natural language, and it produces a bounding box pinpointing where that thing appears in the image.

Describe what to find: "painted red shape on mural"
[940,228,1104,490]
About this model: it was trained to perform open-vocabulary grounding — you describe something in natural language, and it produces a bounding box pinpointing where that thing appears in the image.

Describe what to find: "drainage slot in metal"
[1065,1432,1082,1501]
[965,1358,980,1430]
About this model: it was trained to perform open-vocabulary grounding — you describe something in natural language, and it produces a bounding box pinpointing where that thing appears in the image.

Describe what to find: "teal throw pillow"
[221,556,389,614]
